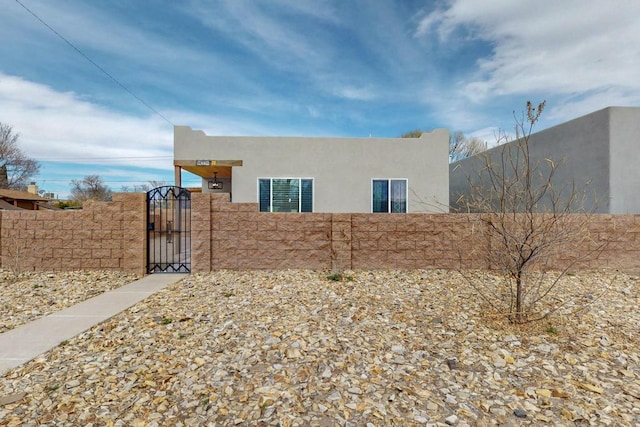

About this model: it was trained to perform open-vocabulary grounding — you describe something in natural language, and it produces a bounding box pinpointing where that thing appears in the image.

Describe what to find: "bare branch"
[401,129,487,163]
[70,175,112,203]
[0,123,40,190]
[456,101,608,323]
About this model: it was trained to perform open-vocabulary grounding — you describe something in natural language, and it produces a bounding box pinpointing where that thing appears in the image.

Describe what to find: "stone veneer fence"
[1,192,639,274]
[0,193,146,274]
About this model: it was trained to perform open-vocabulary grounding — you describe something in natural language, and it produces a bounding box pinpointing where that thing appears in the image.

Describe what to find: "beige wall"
[174,126,450,213]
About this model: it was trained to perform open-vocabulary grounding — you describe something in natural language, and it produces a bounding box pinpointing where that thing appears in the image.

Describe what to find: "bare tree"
[70,175,112,202]
[148,180,167,188]
[120,180,167,193]
[401,129,486,162]
[449,131,487,162]
[456,101,604,323]
[0,123,40,189]
[121,183,150,193]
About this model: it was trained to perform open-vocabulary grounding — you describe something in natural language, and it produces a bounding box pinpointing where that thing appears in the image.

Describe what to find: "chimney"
[27,182,38,195]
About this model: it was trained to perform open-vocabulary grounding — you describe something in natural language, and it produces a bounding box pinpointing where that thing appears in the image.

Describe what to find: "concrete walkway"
[0,274,187,376]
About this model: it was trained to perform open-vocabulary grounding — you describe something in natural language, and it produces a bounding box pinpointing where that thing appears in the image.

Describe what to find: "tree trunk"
[514,270,525,323]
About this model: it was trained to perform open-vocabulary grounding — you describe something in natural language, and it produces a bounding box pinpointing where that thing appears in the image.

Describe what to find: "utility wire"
[14,0,174,126]
[40,179,200,184]
[40,155,173,161]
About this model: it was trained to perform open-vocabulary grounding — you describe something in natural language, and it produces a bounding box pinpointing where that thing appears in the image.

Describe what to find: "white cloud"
[187,0,332,70]
[0,72,304,163]
[6,0,637,169]
[417,0,640,122]
[0,73,172,169]
[269,0,339,23]
[467,127,503,147]
[333,86,378,101]
[545,88,640,122]
[6,1,186,65]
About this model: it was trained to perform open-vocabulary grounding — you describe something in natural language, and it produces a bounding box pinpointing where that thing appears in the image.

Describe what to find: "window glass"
[390,179,407,213]
[258,178,313,212]
[372,179,407,213]
[259,179,271,212]
[301,179,313,212]
[372,180,389,213]
[272,179,299,212]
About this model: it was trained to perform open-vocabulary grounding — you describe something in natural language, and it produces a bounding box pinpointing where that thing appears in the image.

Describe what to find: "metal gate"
[147,186,191,273]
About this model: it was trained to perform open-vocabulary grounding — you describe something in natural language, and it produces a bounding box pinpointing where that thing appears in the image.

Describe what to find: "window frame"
[258,177,314,213]
[371,178,408,213]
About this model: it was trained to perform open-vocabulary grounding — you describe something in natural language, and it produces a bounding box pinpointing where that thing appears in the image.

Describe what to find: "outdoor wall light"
[208,172,223,190]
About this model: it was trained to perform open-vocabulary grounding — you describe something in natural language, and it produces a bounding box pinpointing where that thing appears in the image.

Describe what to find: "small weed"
[162,317,173,325]
[47,384,60,392]
[178,333,188,339]
[33,283,44,289]
[567,272,576,277]
[546,326,559,335]
[223,292,234,298]
[327,273,354,282]
[59,340,69,347]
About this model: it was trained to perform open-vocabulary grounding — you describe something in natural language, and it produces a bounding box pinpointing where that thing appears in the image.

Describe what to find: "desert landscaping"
[0,269,638,426]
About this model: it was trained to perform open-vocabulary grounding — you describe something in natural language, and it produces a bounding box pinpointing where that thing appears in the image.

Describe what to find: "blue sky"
[2,0,640,198]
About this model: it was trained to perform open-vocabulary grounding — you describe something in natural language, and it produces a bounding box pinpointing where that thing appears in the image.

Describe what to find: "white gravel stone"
[0,270,139,333]
[0,269,638,426]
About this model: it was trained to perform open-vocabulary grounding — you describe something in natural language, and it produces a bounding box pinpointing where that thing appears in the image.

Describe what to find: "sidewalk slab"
[0,274,186,375]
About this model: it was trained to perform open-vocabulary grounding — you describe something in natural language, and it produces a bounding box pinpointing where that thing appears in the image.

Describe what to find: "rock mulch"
[0,270,140,334]
[0,269,638,426]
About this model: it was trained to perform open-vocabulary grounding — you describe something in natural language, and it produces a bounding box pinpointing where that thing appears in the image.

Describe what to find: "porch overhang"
[173,160,242,187]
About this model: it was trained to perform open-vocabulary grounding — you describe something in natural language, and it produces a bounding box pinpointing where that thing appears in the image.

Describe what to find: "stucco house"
[173,126,449,213]
[450,106,640,214]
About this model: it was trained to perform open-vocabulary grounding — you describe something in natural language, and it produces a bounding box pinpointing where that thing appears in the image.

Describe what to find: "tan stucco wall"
[174,126,449,213]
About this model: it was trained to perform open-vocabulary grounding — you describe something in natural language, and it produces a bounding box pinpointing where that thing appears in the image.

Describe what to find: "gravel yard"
[0,270,139,334]
[0,269,639,426]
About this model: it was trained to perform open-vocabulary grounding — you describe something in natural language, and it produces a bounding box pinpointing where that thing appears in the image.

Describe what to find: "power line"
[39,179,200,184]
[14,0,174,126]
[39,155,172,161]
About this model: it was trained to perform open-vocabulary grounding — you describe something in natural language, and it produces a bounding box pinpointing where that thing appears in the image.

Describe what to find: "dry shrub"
[455,102,608,323]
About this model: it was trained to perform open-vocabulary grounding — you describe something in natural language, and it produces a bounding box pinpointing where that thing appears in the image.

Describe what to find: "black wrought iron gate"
[147,186,191,273]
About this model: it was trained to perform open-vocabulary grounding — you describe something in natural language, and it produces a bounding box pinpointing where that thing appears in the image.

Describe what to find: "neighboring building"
[450,106,640,214]
[0,188,52,210]
[174,126,450,213]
